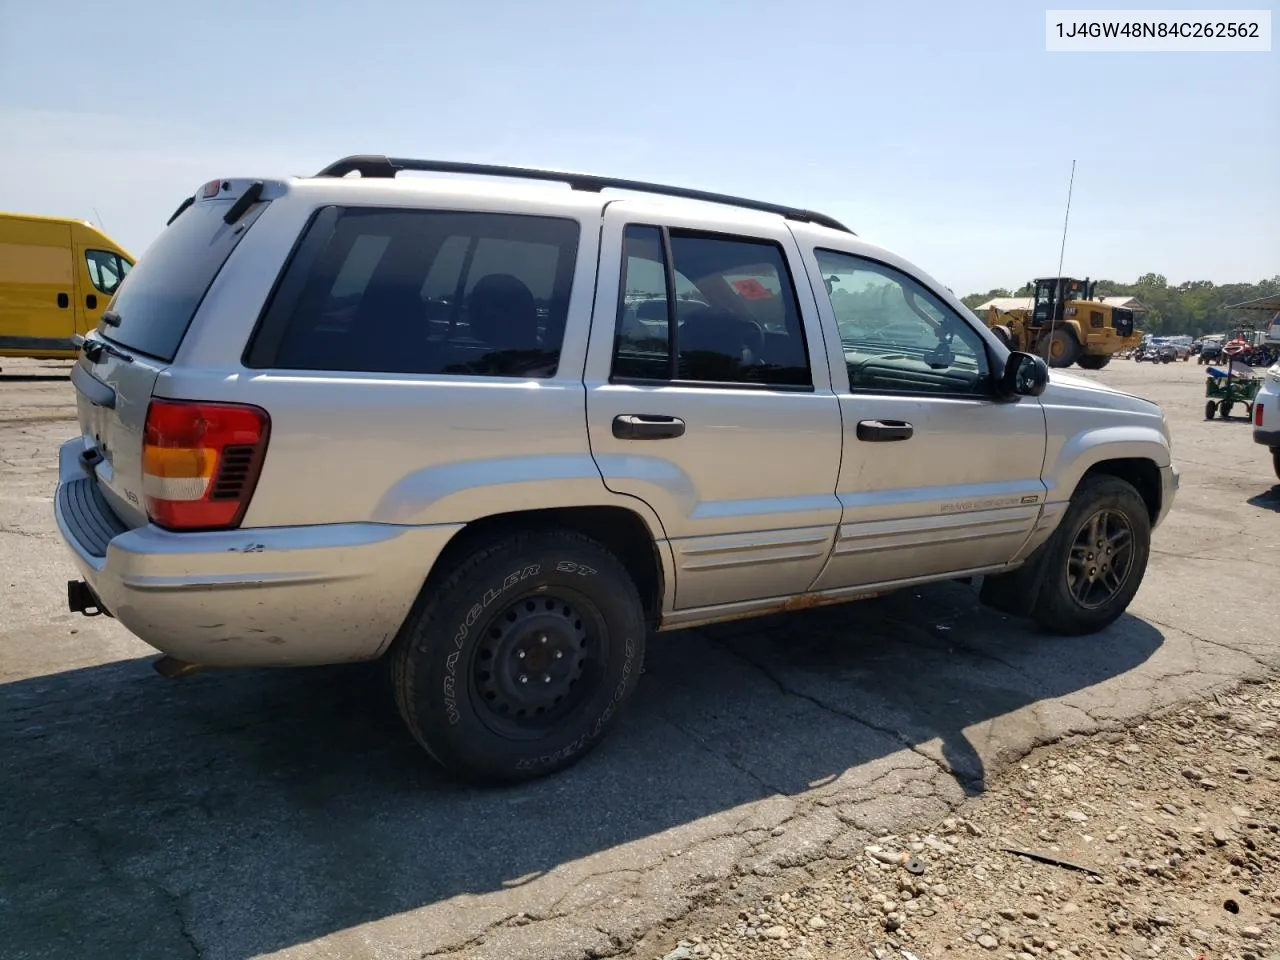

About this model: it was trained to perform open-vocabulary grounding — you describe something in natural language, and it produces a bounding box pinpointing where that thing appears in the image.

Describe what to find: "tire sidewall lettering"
[555,560,597,577]
[514,635,638,772]
[442,563,541,726]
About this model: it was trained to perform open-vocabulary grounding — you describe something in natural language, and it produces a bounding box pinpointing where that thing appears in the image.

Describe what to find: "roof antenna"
[92,207,107,231]
[1045,159,1077,365]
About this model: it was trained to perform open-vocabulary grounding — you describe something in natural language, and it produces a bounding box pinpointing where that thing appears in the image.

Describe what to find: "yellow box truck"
[0,212,135,362]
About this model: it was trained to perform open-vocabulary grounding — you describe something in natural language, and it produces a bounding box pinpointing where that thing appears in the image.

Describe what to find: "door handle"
[856,419,913,442]
[86,294,98,310]
[57,292,69,309]
[612,414,686,440]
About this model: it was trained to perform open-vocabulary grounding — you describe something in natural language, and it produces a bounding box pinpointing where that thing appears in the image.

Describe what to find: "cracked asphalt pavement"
[1,356,1277,960]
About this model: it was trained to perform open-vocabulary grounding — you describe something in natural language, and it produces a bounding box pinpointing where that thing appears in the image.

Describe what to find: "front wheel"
[1205,400,1217,419]
[1076,355,1111,370]
[391,527,647,784]
[1047,328,1082,368]
[1273,448,1280,482]
[1031,474,1152,635]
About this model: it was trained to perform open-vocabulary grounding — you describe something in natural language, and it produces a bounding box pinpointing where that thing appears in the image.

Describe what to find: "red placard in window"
[731,277,773,300]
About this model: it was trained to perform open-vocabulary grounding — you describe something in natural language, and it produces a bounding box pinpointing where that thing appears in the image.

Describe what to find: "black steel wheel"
[1031,474,1151,635]
[391,527,647,784]
[471,591,601,740]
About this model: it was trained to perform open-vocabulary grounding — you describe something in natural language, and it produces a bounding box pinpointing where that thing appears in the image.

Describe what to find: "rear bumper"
[54,438,463,667]
[1255,428,1280,448]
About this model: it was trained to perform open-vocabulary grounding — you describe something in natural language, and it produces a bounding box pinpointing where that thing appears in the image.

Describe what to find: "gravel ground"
[641,677,1280,960]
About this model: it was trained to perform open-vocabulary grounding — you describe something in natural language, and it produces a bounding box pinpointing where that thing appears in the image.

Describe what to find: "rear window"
[100,199,268,361]
[244,207,580,378]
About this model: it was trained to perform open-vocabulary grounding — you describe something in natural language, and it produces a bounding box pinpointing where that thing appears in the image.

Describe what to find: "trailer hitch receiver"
[67,580,110,618]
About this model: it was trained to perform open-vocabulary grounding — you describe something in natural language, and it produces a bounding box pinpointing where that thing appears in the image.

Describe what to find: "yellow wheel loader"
[985,277,1142,369]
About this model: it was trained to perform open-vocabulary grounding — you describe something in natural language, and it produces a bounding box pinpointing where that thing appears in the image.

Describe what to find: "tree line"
[960,274,1280,337]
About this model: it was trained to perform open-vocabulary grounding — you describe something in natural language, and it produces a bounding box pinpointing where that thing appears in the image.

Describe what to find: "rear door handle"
[612,414,686,440]
[856,419,913,442]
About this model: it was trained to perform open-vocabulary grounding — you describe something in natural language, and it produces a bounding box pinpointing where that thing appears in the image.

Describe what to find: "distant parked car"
[1199,339,1224,364]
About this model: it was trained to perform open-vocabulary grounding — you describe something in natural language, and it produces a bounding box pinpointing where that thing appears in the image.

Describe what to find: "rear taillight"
[1257,403,1265,427]
[142,399,270,531]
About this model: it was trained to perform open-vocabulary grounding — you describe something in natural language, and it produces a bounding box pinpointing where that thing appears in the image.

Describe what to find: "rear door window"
[100,200,267,361]
[246,208,580,378]
[611,225,812,387]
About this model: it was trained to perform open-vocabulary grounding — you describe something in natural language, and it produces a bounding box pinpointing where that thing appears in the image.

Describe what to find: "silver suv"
[55,156,1179,783]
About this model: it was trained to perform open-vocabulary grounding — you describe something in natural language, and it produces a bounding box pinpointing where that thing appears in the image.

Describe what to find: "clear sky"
[1,0,1276,295]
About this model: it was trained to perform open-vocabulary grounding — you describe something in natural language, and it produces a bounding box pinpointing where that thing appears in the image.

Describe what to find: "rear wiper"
[100,310,122,327]
[223,181,264,225]
[82,339,134,364]
[166,195,194,226]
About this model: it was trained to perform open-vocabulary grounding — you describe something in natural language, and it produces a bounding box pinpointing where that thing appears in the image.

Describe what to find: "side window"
[815,249,990,395]
[84,249,128,295]
[612,226,812,388]
[614,226,672,379]
[256,208,580,377]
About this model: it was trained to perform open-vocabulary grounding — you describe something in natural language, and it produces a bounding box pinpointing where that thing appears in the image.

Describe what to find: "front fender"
[1043,424,1172,508]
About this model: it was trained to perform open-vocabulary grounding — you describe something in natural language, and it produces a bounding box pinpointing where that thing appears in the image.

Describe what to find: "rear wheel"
[1273,448,1280,482]
[1220,400,1234,418]
[1047,328,1081,368]
[1205,400,1217,419]
[391,527,647,784]
[1076,355,1111,370]
[1031,474,1151,635]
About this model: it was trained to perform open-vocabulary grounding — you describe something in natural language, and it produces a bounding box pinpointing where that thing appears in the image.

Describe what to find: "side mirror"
[999,350,1049,399]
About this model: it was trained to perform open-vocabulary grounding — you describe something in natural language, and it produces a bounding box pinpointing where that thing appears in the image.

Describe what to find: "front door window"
[814,249,991,395]
[84,249,132,296]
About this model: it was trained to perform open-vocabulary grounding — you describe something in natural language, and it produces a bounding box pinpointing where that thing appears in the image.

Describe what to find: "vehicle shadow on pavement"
[1246,486,1280,512]
[0,581,1163,960]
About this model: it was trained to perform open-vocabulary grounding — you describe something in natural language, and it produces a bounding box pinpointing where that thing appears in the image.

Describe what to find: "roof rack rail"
[312,155,854,234]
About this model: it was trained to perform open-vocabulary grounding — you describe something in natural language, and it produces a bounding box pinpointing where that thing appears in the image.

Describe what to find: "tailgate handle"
[70,363,116,410]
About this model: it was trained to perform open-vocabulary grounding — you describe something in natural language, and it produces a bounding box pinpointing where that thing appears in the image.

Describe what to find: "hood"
[1041,368,1161,415]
